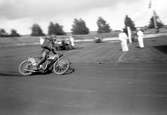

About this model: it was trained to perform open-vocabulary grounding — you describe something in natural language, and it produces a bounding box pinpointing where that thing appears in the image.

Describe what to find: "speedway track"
[0,40,167,115]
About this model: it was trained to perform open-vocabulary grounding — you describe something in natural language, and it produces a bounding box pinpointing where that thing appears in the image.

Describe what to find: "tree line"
[0,15,165,37]
[30,17,111,36]
[0,29,20,37]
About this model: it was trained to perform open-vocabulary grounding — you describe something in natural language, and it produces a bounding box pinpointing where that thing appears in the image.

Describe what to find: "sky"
[0,0,167,34]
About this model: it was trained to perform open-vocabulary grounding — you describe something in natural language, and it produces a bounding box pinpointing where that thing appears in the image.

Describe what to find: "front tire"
[53,55,70,75]
[18,60,33,76]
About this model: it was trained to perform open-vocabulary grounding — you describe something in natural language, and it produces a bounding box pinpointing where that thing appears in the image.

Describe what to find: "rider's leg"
[36,51,48,69]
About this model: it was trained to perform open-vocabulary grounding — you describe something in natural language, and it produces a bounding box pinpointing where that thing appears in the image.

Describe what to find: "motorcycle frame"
[27,56,58,73]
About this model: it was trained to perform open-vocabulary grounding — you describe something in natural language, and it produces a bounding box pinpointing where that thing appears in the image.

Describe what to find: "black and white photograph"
[0,0,167,115]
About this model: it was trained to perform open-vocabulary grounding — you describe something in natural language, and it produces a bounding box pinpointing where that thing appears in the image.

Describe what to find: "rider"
[36,35,59,70]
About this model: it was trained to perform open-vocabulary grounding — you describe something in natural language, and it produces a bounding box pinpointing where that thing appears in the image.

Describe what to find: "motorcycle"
[18,53,71,76]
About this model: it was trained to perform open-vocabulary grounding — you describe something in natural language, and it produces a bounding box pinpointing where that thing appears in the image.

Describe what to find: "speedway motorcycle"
[18,53,70,76]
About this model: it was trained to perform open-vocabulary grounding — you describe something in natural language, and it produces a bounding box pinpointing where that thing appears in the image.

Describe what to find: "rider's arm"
[51,48,57,54]
[50,39,57,54]
[50,38,63,57]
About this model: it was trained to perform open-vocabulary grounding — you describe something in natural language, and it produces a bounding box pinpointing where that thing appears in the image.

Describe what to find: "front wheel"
[53,55,70,75]
[18,60,33,76]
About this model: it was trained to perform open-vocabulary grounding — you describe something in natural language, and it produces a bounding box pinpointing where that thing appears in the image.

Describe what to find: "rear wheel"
[18,60,33,76]
[53,55,70,75]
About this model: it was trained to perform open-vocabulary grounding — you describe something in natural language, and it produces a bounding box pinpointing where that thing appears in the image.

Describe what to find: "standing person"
[39,36,45,45]
[119,30,129,52]
[137,28,144,48]
[69,36,75,47]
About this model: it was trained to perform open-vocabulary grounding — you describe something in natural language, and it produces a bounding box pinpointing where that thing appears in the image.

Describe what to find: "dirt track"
[0,39,167,115]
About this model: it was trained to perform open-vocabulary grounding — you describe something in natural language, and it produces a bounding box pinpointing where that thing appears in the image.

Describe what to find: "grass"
[1,31,167,64]
[121,36,167,63]
[0,35,167,75]
[0,32,119,47]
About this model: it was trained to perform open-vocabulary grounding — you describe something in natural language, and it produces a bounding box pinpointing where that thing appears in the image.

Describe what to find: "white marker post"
[137,30,144,48]
[119,32,129,52]
[127,26,132,43]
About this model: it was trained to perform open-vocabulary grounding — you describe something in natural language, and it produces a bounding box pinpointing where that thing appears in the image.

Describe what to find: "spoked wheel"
[18,60,33,76]
[53,55,70,75]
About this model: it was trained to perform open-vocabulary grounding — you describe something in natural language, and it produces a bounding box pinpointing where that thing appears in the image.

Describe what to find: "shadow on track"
[0,65,75,77]
[0,72,22,77]
[32,67,75,76]
[0,71,53,77]
[63,67,75,75]
[154,45,167,54]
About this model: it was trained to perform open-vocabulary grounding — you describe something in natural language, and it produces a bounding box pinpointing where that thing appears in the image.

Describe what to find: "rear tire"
[53,55,70,75]
[18,60,33,76]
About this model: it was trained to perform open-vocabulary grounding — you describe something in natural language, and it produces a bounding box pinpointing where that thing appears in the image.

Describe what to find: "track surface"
[0,39,167,115]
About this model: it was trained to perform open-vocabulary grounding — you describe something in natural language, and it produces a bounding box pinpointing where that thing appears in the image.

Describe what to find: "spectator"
[119,30,129,52]
[69,36,75,47]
